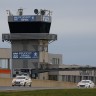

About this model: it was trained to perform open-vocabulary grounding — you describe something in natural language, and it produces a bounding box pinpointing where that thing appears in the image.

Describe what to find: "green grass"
[0,89,96,96]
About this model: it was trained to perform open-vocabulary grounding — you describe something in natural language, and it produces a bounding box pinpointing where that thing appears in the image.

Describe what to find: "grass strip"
[0,89,96,96]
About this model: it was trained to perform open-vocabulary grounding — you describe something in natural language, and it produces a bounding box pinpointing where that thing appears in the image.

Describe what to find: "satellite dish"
[34,9,39,14]
[40,10,45,15]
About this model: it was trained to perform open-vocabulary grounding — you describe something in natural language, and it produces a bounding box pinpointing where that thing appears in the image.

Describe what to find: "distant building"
[0,48,11,78]
[0,48,96,84]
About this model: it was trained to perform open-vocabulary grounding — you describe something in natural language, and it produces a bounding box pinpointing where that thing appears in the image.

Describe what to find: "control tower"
[2,9,57,78]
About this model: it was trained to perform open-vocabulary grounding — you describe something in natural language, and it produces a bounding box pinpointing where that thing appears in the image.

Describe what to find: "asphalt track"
[0,86,68,91]
[1,86,95,91]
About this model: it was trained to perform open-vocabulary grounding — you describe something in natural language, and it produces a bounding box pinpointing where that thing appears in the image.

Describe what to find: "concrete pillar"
[70,75,73,82]
[93,70,96,84]
[71,76,73,82]
[88,76,90,80]
[66,75,68,82]
[65,75,67,82]
[7,59,10,69]
[76,76,79,83]
[64,75,66,81]
[82,75,84,80]
[58,75,62,81]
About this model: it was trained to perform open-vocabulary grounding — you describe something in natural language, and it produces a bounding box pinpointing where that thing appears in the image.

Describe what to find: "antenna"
[6,10,13,16]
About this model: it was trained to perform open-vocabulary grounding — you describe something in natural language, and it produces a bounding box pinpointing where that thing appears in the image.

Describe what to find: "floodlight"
[40,10,45,15]
[34,9,39,14]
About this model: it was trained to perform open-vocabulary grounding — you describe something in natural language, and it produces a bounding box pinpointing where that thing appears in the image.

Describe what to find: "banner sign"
[12,52,19,59]
[13,15,36,22]
[43,16,50,22]
[12,51,39,59]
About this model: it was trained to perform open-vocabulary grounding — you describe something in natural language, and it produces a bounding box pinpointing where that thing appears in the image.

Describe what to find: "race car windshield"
[81,81,90,83]
[16,77,25,79]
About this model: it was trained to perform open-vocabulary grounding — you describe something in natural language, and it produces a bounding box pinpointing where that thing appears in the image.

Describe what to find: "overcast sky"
[0,0,96,66]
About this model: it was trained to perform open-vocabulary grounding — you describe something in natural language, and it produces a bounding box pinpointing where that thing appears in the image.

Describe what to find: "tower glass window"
[8,22,51,33]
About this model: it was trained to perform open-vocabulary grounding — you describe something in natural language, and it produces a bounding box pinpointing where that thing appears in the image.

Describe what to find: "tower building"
[2,9,57,78]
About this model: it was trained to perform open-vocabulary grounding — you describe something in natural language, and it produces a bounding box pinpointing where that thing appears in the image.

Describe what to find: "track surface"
[0,86,68,91]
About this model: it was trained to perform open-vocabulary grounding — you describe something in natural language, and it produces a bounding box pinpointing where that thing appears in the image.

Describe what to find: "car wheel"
[29,83,32,87]
[12,85,14,87]
[24,82,26,87]
[77,86,80,88]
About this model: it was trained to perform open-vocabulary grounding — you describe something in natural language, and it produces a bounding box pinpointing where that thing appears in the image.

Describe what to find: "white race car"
[77,80,95,88]
[12,75,32,87]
